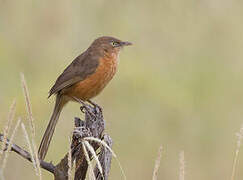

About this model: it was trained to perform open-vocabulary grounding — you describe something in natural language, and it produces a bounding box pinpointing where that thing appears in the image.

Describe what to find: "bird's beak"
[121,41,132,46]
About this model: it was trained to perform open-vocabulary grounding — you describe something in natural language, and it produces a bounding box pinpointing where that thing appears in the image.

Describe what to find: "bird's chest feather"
[90,56,118,87]
[67,56,118,100]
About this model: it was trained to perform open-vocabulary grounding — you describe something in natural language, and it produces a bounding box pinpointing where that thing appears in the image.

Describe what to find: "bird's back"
[48,50,100,97]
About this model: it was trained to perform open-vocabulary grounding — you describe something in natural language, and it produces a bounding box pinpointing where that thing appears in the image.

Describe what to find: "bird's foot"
[87,100,102,113]
[72,97,96,117]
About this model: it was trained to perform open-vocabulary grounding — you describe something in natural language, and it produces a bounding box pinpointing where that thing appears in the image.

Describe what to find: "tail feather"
[38,94,65,160]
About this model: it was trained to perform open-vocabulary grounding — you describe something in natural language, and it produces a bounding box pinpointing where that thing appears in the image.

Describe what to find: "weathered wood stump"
[0,104,113,180]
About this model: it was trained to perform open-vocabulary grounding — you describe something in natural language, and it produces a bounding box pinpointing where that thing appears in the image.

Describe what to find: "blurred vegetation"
[1,0,243,179]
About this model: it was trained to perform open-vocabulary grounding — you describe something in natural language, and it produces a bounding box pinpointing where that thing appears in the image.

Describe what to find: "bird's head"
[90,36,132,58]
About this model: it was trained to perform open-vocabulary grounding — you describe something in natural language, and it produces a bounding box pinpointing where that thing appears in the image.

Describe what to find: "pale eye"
[111,41,119,47]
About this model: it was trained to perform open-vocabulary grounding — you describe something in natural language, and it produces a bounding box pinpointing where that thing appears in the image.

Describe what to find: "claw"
[72,97,98,118]
[81,105,96,117]
[87,100,102,113]
[80,106,86,113]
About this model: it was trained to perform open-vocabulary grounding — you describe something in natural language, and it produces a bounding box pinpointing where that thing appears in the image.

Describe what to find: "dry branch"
[0,133,55,173]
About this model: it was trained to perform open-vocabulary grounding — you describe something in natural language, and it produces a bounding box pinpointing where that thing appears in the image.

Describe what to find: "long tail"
[38,94,66,160]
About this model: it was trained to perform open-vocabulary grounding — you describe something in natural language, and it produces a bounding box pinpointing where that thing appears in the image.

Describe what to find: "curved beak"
[121,41,132,46]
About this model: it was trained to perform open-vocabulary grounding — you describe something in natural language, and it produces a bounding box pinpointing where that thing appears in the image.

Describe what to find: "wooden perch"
[0,104,113,180]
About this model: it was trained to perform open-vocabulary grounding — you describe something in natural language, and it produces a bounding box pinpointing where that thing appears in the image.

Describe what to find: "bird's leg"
[72,97,95,116]
[72,97,87,112]
[87,100,102,113]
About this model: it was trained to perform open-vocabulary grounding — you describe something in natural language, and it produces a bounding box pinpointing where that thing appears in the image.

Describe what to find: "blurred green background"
[1,0,243,179]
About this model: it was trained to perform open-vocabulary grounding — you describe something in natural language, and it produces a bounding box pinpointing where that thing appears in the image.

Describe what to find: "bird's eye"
[111,41,119,47]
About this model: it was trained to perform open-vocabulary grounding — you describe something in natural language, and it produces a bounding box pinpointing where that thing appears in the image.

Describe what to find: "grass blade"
[231,124,243,180]
[0,100,16,155]
[32,140,42,180]
[84,137,116,157]
[152,145,163,180]
[84,136,126,180]
[68,136,72,180]
[81,141,95,180]
[1,118,21,171]
[83,140,103,178]
[21,123,38,176]
[20,73,35,138]
[179,151,185,180]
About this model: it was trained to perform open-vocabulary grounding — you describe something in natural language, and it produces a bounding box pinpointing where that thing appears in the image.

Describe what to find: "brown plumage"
[38,36,132,160]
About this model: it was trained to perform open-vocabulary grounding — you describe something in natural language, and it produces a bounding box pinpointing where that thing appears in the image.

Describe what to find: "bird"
[38,36,132,160]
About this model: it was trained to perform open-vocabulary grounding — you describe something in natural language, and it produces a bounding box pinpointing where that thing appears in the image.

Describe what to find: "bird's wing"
[48,51,99,97]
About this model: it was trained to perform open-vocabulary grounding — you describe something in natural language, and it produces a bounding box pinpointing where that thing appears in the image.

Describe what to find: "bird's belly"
[65,57,118,101]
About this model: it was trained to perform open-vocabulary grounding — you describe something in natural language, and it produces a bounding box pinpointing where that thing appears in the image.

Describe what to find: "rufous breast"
[65,55,118,101]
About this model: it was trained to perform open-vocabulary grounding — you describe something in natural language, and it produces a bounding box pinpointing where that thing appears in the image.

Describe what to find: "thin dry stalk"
[83,140,103,178]
[1,118,21,171]
[21,123,38,176]
[82,141,95,180]
[84,137,116,157]
[21,73,41,179]
[67,136,72,180]
[84,137,126,180]
[179,151,185,180]
[231,124,243,180]
[0,100,16,155]
[152,145,163,180]
[20,73,35,138]
[32,140,42,180]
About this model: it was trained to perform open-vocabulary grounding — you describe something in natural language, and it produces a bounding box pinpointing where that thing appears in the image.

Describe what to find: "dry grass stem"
[0,100,16,155]
[21,123,38,176]
[82,141,95,180]
[231,124,243,180]
[1,118,21,172]
[21,73,41,179]
[84,137,126,180]
[179,151,185,180]
[84,137,117,157]
[83,140,103,178]
[68,136,72,180]
[20,73,35,138]
[32,140,42,180]
[152,145,163,180]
